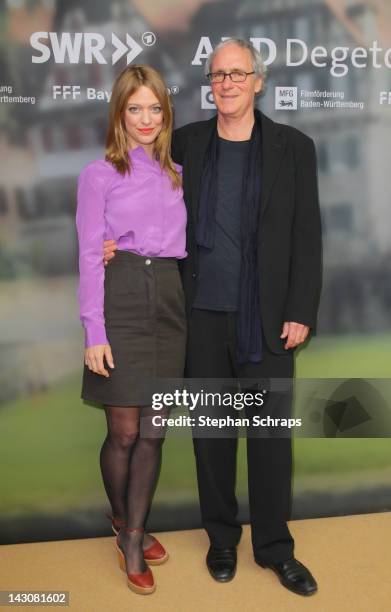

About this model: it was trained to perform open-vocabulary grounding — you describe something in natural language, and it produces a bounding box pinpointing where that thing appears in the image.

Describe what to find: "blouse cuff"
[84,323,109,348]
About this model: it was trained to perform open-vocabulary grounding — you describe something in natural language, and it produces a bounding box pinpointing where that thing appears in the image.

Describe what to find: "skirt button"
[145,259,152,266]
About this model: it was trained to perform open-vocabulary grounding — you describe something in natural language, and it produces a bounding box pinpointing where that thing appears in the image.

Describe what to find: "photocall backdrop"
[0,0,390,544]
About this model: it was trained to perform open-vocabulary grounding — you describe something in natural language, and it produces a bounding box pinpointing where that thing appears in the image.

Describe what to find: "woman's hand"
[103,239,117,266]
[84,344,114,377]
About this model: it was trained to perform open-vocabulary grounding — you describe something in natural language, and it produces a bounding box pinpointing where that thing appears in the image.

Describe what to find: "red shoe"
[116,528,156,595]
[107,513,126,535]
[108,515,168,564]
[144,535,169,565]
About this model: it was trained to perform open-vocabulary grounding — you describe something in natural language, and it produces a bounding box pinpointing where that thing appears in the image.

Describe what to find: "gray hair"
[204,37,267,80]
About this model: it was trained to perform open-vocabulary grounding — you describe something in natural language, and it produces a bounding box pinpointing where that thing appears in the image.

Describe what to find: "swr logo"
[30,32,156,64]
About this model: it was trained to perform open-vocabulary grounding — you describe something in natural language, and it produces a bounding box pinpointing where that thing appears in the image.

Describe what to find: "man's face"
[210,44,262,119]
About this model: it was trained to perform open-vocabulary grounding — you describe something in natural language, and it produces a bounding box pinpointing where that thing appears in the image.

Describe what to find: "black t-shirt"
[193,137,250,311]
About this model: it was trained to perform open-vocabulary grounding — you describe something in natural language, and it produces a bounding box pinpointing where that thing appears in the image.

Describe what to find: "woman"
[76,65,187,595]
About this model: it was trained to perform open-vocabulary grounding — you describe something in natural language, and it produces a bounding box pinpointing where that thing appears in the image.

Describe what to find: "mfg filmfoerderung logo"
[192,36,391,77]
[275,87,298,110]
[30,31,156,64]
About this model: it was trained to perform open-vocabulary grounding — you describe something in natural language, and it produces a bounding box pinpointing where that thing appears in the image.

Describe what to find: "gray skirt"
[81,250,186,406]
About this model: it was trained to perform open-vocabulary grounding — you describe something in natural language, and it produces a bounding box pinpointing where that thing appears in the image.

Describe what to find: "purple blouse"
[76,146,187,348]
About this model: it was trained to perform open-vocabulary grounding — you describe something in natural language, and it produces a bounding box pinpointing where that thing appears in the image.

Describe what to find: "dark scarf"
[196,112,262,364]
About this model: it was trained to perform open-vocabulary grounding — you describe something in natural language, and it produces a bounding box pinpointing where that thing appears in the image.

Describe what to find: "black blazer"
[171,111,322,354]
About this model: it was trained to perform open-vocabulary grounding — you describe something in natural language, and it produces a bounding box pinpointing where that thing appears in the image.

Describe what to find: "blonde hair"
[105,65,181,189]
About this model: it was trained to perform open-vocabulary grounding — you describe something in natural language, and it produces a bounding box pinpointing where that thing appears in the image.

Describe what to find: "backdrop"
[1,0,390,544]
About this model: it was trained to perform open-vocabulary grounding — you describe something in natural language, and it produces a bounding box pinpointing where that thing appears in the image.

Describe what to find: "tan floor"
[1,513,391,612]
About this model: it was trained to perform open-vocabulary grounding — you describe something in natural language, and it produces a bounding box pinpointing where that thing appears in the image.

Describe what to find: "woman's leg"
[119,406,168,574]
[100,405,140,523]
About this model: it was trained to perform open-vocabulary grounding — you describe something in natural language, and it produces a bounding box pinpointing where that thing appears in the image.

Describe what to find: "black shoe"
[206,546,237,582]
[260,558,318,596]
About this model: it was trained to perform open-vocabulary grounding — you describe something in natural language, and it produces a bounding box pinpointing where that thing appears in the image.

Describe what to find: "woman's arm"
[76,163,114,377]
[76,163,109,348]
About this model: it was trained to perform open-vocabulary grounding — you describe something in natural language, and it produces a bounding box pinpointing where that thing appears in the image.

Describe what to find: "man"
[104,38,322,596]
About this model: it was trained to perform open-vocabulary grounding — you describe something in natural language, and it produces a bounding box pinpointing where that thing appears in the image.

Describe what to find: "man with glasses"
[104,37,321,597]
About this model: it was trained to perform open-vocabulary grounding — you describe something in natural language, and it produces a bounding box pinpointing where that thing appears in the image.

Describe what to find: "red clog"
[116,533,156,595]
[109,515,168,564]
[144,535,169,565]
[107,514,126,535]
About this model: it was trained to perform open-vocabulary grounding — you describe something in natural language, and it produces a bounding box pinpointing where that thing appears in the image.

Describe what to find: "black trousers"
[186,309,294,565]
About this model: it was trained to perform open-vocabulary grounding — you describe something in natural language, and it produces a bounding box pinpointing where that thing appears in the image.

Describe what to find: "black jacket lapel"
[259,111,286,222]
[189,115,217,225]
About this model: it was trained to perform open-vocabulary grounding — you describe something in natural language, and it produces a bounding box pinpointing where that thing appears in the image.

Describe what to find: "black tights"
[100,405,168,573]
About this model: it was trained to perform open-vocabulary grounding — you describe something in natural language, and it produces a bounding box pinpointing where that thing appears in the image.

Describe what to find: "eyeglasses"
[207,70,255,83]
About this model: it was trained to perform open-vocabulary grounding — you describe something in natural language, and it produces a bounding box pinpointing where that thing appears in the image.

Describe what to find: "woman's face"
[123,85,164,155]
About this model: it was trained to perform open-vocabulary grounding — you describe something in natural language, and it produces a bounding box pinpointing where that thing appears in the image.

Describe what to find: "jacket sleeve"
[283,137,323,332]
[171,127,187,165]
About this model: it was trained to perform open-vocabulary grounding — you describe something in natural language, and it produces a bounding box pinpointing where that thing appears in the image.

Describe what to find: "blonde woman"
[76,65,187,595]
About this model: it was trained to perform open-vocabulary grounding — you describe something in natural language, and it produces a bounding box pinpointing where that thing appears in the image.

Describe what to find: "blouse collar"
[128,145,158,166]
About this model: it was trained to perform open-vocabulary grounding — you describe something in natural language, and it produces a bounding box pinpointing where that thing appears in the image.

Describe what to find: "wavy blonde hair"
[106,65,181,189]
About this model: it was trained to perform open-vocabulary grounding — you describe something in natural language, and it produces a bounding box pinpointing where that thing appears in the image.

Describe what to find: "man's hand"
[103,239,117,266]
[84,344,114,377]
[280,322,309,350]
